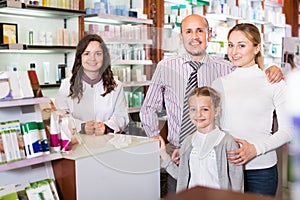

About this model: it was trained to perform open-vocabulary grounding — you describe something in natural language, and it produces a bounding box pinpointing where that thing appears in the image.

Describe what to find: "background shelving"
[0,4,84,98]
[84,11,153,114]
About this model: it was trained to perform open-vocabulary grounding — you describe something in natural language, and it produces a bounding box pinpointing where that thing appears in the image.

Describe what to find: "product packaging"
[59,112,80,152]
[0,184,19,200]
[0,130,6,164]
[27,70,43,97]
[26,179,56,200]
[37,122,50,155]
[43,62,50,84]
[0,72,12,101]
[1,130,15,162]
[21,122,43,158]
[49,111,61,152]
[7,120,26,160]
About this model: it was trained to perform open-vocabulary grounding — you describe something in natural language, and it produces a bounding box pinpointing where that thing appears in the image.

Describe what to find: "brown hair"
[227,23,263,69]
[69,34,116,102]
[188,86,221,109]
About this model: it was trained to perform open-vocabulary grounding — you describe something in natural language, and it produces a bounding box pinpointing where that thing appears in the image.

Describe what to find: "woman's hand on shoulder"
[227,138,257,166]
[265,65,283,83]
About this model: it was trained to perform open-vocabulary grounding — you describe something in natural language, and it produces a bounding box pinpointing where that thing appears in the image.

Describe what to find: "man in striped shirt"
[139,14,282,195]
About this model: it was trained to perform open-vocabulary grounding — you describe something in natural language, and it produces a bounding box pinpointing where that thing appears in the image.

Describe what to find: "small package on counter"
[60,113,80,152]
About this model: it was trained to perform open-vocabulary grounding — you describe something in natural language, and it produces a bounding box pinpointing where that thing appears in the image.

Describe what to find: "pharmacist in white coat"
[55,34,129,135]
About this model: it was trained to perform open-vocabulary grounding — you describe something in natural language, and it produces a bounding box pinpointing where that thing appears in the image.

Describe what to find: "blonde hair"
[188,86,221,109]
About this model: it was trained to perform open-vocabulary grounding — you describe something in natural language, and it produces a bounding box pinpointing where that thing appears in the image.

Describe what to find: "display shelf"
[40,83,61,88]
[0,152,62,172]
[164,23,175,29]
[128,107,141,113]
[0,97,50,108]
[164,0,190,5]
[0,45,77,53]
[205,13,241,21]
[84,14,153,25]
[112,60,153,65]
[165,0,209,6]
[265,54,282,58]
[0,3,85,18]
[104,39,152,45]
[264,0,284,8]
[123,81,151,87]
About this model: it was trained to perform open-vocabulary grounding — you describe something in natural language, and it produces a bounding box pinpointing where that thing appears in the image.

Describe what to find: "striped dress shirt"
[140,53,236,146]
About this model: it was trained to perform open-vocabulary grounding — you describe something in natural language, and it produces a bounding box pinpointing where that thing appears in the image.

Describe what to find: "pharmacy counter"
[165,186,283,200]
[52,134,160,200]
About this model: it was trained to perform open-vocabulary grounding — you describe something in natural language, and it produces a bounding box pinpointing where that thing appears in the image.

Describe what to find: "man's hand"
[171,148,180,166]
[265,65,283,83]
[152,136,169,159]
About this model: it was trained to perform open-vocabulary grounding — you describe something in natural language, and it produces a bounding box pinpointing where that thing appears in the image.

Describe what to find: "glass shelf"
[165,0,209,6]
[85,14,153,25]
[0,45,76,53]
[123,81,151,87]
[128,107,141,113]
[206,13,241,21]
[0,97,50,108]
[0,153,62,172]
[112,60,153,65]
[264,0,283,8]
[104,39,152,45]
[0,3,85,18]
[40,83,61,88]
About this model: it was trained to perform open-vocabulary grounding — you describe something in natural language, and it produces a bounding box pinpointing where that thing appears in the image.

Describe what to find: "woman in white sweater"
[212,23,294,196]
[55,34,129,135]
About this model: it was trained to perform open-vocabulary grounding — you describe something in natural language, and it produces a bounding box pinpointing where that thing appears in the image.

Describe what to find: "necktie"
[179,61,202,144]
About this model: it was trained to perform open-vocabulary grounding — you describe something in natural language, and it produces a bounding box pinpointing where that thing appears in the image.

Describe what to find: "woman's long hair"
[69,34,116,103]
[228,23,263,69]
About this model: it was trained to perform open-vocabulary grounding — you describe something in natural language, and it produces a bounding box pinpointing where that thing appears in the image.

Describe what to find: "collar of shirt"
[191,127,225,159]
[82,72,102,87]
[182,53,209,67]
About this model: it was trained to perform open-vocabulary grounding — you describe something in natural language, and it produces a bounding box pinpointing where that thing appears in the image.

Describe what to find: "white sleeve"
[103,81,129,132]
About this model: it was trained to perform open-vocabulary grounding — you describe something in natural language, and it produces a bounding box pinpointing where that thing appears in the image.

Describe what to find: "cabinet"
[84,13,153,114]
[52,134,160,200]
[0,3,85,97]
[0,132,160,200]
[0,97,62,186]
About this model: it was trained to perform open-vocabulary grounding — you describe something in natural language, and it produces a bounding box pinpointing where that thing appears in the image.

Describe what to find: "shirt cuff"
[105,125,114,134]
[80,123,86,134]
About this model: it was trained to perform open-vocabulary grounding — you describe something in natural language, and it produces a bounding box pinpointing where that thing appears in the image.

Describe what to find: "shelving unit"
[0,152,62,172]
[0,96,56,186]
[0,3,85,18]
[0,97,49,108]
[0,4,85,89]
[85,13,153,24]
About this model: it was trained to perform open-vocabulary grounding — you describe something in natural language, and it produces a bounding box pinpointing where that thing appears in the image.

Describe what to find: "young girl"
[212,23,294,196]
[155,86,243,193]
